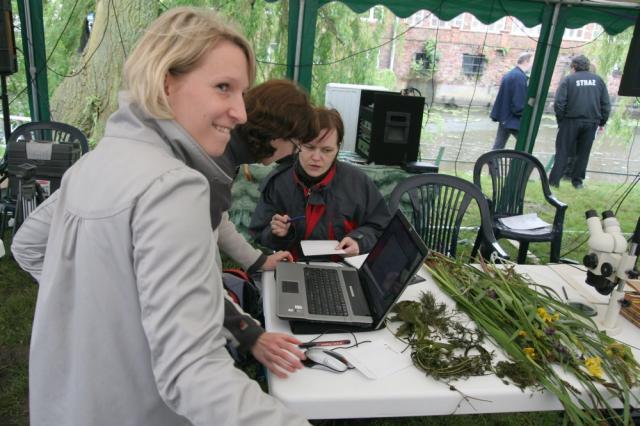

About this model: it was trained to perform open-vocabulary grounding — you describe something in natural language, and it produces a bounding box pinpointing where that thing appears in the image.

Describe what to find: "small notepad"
[300,240,346,256]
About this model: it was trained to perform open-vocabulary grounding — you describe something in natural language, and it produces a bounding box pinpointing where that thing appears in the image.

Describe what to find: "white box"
[324,83,388,152]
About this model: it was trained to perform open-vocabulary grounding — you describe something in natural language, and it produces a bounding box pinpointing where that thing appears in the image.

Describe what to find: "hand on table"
[251,332,306,378]
[262,251,294,271]
[336,236,359,256]
[270,214,292,237]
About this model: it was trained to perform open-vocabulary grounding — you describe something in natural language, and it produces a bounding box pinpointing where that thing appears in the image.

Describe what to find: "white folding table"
[262,263,640,420]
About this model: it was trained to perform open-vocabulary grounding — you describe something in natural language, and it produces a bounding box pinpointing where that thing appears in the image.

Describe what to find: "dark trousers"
[549,119,597,186]
[492,123,518,150]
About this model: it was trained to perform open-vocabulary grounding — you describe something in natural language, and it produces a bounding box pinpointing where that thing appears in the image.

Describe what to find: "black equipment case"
[6,141,82,194]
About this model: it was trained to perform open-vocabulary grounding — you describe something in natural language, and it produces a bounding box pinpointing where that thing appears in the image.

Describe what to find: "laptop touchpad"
[282,281,299,293]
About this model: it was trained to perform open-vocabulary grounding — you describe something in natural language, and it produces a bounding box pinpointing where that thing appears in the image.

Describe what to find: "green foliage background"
[3,0,398,137]
[584,26,639,146]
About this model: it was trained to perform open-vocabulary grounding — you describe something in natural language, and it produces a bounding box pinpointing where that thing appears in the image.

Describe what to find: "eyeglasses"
[288,138,302,153]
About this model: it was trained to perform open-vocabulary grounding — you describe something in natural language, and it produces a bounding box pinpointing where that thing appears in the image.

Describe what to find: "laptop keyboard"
[304,268,349,316]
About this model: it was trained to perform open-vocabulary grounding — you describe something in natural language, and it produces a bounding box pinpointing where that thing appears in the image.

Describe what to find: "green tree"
[26,0,390,144]
[310,4,390,104]
[585,27,638,145]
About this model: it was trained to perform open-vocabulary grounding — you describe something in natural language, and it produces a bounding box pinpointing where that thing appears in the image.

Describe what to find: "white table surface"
[263,263,640,420]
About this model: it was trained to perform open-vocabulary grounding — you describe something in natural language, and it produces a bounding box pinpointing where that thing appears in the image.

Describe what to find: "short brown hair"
[235,79,319,161]
[124,7,255,119]
[315,107,344,147]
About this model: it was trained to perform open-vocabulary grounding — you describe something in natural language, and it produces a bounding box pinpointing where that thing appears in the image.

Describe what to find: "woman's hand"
[250,332,306,378]
[336,236,359,256]
[261,251,293,271]
[270,214,291,237]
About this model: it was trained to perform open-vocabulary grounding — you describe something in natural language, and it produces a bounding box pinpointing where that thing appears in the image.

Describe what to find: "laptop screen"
[359,211,429,327]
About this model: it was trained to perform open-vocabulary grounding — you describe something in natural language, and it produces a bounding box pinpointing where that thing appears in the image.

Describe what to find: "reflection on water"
[419,107,640,183]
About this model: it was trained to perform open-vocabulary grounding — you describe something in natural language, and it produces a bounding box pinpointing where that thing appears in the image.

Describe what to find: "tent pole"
[524,2,561,153]
[16,0,49,122]
[22,0,39,121]
[293,0,305,82]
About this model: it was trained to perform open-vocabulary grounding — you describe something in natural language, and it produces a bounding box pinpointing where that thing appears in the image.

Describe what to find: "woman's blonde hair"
[124,7,256,119]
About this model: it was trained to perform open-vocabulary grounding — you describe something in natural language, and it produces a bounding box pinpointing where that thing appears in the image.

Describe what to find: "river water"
[419,106,640,184]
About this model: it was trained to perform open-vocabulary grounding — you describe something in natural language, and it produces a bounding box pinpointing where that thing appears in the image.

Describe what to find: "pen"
[287,215,306,223]
[299,339,351,349]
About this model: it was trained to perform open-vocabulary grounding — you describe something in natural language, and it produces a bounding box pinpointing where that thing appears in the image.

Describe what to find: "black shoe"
[573,182,584,189]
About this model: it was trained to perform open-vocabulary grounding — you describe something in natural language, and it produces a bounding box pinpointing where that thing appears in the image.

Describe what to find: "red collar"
[293,163,337,197]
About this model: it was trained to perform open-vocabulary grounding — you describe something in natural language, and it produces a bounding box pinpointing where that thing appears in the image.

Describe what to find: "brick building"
[368,8,611,108]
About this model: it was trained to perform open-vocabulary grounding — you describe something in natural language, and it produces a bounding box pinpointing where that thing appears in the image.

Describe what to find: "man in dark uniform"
[549,55,611,189]
[490,52,533,149]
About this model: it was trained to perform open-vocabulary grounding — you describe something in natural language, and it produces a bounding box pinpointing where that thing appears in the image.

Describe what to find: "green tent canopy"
[17,0,640,153]
[279,0,639,152]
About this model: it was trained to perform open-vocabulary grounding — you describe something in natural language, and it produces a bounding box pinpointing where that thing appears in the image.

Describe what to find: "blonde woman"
[12,7,308,426]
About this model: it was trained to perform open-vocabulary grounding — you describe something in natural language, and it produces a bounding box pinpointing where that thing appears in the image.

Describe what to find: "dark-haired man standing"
[549,55,610,189]
[490,52,533,149]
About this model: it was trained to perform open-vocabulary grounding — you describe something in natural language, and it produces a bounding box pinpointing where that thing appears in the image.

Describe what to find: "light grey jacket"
[12,95,308,426]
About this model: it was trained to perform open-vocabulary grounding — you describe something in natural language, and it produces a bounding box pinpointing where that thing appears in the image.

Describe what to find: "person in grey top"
[213,80,319,376]
[11,7,309,426]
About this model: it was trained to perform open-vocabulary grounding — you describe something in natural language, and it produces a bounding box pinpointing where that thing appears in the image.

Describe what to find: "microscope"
[582,210,640,332]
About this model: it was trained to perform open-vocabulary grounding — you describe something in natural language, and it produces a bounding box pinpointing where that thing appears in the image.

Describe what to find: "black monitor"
[355,90,425,166]
[618,16,640,97]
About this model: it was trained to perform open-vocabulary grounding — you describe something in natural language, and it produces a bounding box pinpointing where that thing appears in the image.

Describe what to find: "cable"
[559,171,640,258]
[453,1,496,176]
[45,0,112,79]
[8,0,83,106]
[111,0,128,58]
[497,0,608,51]
[419,1,446,162]
[256,8,437,68]
[45,0,82,63]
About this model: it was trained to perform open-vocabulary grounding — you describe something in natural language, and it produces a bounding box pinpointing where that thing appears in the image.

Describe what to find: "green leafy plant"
[397,254,640,425]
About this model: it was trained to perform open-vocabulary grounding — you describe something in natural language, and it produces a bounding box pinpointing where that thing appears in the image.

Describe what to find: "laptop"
[275,211,429,331]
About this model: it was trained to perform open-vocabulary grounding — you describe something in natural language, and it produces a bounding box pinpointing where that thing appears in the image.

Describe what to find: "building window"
[462,54,487,77]
[470,16,506,33]
[564,27,586,40]
[450,14,465,28]
[428,15,450,29]
[414,52,431,71]
[408,10,427,27]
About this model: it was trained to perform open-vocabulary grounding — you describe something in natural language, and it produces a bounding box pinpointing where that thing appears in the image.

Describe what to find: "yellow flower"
[523,347,536,359]
[585,356,604,379]
[518,330,528,338]
[537,307,559,323]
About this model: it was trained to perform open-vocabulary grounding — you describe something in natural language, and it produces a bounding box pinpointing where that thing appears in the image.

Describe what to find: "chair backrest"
[388,173,505,259]
[473,149,550,218]
[7,121,89,154]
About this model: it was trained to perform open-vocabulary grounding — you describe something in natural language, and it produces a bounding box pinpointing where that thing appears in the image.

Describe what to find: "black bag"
[222,269,263,324]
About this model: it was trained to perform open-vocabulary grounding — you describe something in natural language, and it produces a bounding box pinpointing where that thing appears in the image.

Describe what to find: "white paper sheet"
[498,213,551,230]
[300,240,346,256]
[335,340,412,380]
[343,253,368,269]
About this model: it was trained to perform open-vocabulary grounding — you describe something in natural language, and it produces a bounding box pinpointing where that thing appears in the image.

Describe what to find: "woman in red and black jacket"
[249,108,392,260]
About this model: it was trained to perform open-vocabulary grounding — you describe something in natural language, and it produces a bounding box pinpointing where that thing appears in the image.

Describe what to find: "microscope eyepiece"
[585,210,598,219]
[602,210,615,219]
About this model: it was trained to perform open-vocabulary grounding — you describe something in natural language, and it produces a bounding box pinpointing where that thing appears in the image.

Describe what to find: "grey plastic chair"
[388,173,508,261]
[472,149,567,264]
